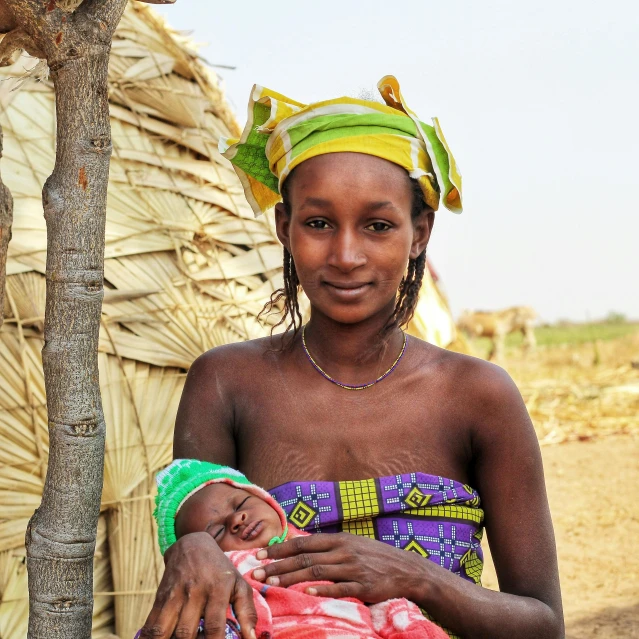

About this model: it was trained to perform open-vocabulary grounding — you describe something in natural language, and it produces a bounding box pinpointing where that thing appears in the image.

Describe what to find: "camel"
[458,306,538,360]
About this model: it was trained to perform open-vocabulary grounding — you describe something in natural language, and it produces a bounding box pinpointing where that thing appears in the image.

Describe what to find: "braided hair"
[259,173,429,346]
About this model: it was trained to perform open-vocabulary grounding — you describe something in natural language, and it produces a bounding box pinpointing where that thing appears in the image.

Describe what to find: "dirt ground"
[481,435,639,637]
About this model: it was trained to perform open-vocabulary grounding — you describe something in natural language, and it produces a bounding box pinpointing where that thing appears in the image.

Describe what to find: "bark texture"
[0,1,124,637]
[0,1,177,633]
[0,124,13,328]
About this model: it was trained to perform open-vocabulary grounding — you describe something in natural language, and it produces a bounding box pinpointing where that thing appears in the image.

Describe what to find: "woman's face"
[275,152,433,326]
[175,483,283,552]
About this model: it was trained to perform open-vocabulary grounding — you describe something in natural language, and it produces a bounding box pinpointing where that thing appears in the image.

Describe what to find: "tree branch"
[0,0,173,66]
[0,123,14,329]
[0,1,46,40]
[0,27,41,65]
[75,0,127,37]
[0,2,16,33]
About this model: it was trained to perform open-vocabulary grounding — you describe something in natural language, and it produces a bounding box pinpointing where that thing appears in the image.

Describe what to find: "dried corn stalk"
[0,125,12,328]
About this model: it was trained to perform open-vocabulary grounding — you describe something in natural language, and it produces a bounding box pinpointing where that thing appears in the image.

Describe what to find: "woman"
[141,77,563,639]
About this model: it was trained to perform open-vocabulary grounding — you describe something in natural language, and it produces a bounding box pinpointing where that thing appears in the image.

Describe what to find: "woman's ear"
[410,210,435,259]
[274,202,292,252]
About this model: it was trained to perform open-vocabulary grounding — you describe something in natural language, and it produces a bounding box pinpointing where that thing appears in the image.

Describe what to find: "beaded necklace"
[301,325,407,391]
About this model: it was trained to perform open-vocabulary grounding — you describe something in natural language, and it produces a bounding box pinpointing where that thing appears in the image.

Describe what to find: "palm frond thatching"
[0,3,456,637]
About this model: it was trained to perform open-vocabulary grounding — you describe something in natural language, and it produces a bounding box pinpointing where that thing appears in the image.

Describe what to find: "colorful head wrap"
[219,75,462,217]
[154,459,289,555]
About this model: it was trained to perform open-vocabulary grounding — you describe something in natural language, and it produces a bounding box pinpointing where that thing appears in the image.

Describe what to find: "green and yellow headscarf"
[219,75,462,216]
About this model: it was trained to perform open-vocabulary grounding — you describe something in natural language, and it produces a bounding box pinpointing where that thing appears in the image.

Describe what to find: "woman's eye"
[366,222,391,232]
[307,219,330,230]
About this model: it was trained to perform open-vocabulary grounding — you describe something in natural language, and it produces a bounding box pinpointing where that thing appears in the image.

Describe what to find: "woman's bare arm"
[407,361,564,638]
[142,348,258,639]
[173,347,237,463]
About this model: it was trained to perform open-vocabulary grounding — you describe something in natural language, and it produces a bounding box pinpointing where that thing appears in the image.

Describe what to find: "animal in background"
[457,306,537,360]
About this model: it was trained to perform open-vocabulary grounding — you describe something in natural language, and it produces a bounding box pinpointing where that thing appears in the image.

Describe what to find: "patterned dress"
[144,473,484,639]
[270,472,485,638]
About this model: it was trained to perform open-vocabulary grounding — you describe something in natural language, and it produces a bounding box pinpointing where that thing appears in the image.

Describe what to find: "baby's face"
[175,483,282,551]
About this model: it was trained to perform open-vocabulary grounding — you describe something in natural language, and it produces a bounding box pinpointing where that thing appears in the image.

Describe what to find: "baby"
[153,460,448,639]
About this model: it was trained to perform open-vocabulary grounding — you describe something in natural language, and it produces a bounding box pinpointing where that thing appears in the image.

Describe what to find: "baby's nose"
[229,510,247,533]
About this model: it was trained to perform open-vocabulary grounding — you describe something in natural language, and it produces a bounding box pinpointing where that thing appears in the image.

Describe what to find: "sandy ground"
[481,435,639,638]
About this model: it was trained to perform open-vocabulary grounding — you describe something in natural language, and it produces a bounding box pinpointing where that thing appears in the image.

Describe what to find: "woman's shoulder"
[188,334,291,380]
[174,335,293,457]
[410,337,524,413]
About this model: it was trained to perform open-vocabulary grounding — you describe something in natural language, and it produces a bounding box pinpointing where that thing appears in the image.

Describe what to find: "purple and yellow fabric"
[271,472,485,639]
[219,76,463,217]
[271,472,483,584]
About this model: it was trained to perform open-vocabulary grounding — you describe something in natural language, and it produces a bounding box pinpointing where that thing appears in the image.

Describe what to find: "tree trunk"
[0,123,13,328]
[0,1,125,637]
[29,43,119,639]
[0,1,176,633]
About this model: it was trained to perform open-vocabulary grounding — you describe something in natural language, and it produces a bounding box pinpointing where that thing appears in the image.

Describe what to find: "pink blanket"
[228,546,448,639]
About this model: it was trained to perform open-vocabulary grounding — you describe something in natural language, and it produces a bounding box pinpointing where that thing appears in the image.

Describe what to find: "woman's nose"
[229,510,247,534]
[327,230,366,272]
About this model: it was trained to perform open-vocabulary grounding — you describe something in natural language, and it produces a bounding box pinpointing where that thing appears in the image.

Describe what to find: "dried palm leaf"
[0,2,457,635]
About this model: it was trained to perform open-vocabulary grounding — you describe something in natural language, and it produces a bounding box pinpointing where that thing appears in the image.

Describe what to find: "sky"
[155,0,638,323]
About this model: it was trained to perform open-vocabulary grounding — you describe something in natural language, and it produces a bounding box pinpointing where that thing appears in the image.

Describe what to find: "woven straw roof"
[0,3,456,637]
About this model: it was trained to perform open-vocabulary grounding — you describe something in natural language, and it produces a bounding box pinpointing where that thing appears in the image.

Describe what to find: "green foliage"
[534,322,639,346]
[469,322,639,357]
[605,311,627,324]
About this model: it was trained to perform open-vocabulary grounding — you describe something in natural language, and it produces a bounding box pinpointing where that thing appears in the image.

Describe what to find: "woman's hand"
[140,532,257,639]
[252,532,430,603]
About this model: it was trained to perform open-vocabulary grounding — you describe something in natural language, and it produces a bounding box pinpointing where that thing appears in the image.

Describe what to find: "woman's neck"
[302,305,405,382]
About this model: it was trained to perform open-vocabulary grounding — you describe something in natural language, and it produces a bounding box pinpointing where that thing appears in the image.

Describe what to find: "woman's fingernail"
[307,587,317,596]
[253,568,265,581]
[256,549,267,560]
[250,629,256,639]
[266,576,279,586]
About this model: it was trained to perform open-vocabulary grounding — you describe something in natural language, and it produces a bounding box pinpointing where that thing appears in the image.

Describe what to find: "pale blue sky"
[156,0,638,322]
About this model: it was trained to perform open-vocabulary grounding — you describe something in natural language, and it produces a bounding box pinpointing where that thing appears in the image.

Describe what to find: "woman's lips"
[323,281,371,300]
[241,520,263,541]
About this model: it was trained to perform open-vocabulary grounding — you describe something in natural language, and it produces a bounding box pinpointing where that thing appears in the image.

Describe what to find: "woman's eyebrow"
[367,201,395,211]
[299,198,397,212]
[299,197,332,210]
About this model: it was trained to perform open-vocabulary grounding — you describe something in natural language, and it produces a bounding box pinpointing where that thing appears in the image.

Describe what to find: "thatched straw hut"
[0,3,456,637]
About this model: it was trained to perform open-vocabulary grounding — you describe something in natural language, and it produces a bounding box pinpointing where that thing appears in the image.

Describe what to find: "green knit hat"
[154,459,289,555]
